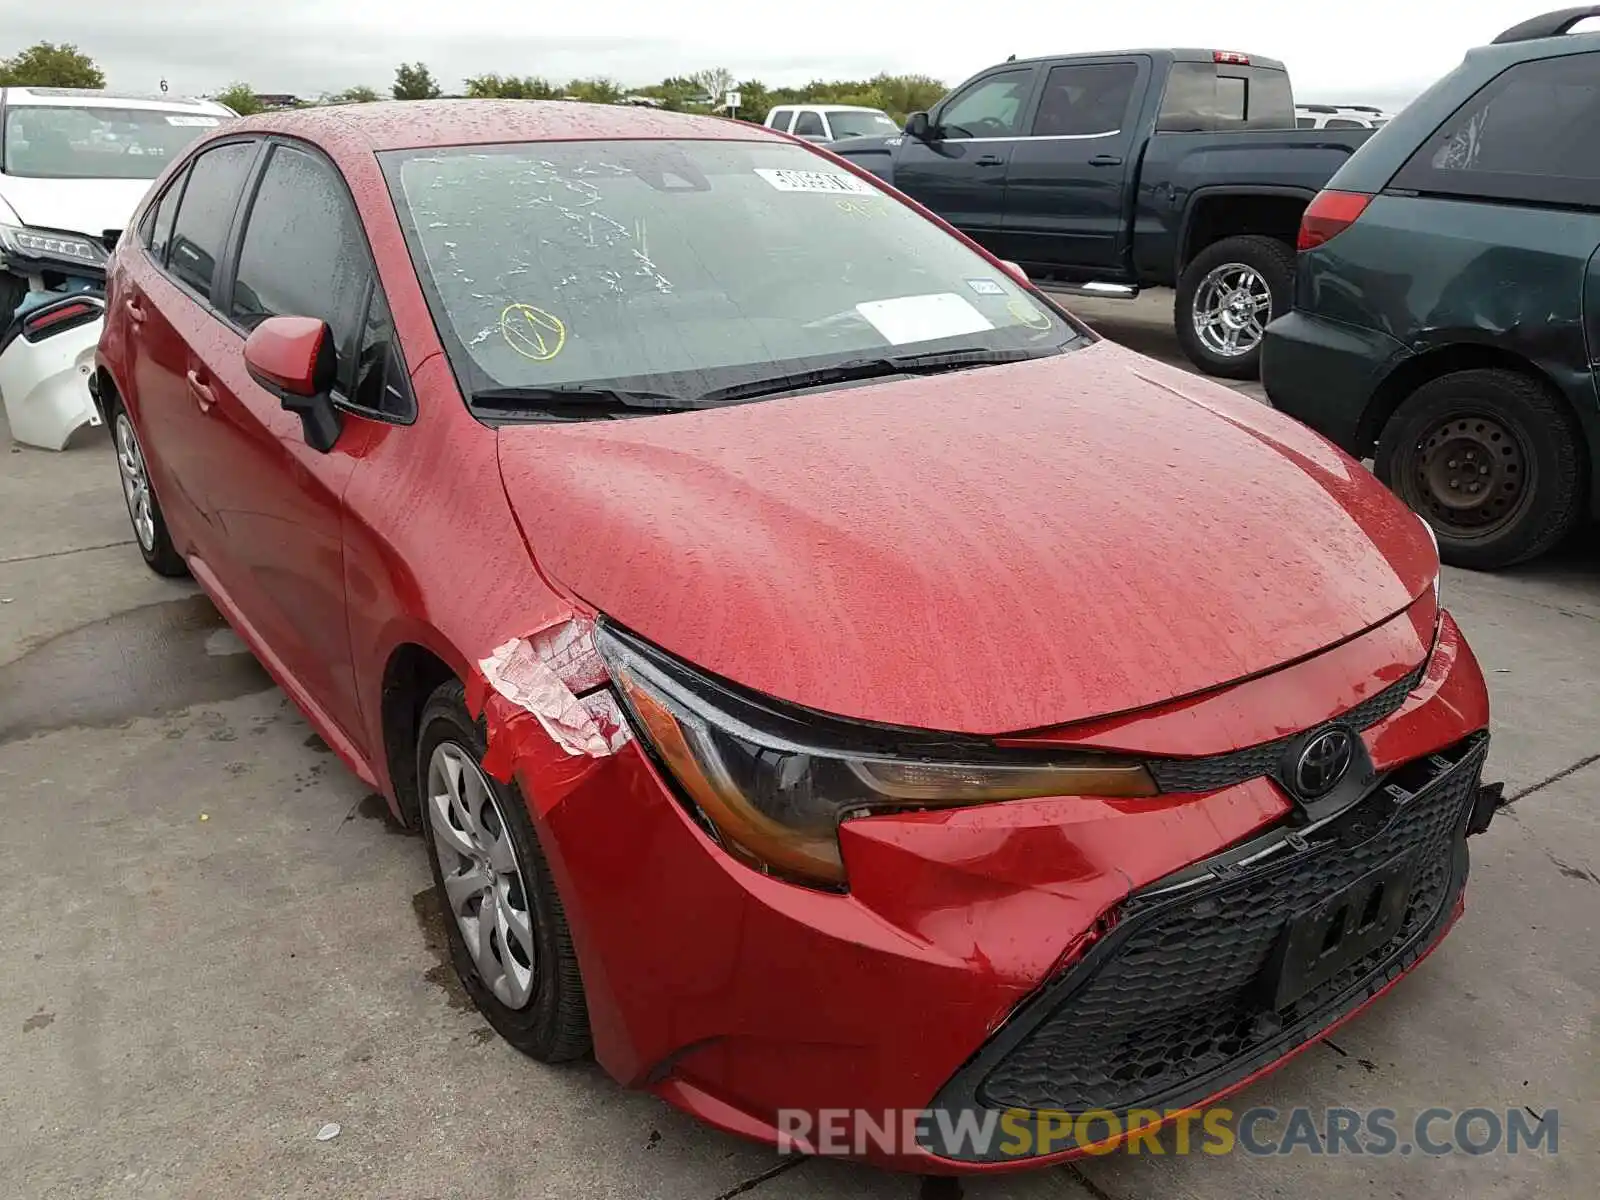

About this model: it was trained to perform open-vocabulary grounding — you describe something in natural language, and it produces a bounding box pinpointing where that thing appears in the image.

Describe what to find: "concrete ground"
[1,290,1593,1199]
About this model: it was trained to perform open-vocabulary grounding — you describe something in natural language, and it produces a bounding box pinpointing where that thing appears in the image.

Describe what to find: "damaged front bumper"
[465,606,1496,1172]
[0,290,106,450]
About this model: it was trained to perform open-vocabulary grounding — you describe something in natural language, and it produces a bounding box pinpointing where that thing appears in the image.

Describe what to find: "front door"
[998,58,1146,274]
[892,66,1039,247]
[186,141,377,750]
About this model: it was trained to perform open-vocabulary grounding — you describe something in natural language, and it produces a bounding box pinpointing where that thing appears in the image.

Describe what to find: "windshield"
[828,111,900,138]
[383,138,1079,407]
[2,106,224,180]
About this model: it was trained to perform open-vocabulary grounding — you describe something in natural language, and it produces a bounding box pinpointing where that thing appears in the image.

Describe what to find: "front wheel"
[1174,235,1297,380]
[1375,368,1587,570]
[416,680,592,1061]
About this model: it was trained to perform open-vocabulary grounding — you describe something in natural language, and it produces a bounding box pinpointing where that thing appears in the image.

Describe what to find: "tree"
[0,42,104,89]
[731,79,772,122]
[464,74,557,100]
[393,62,442,101]
[690,67,735,107]
[869,73,947,120]
[564,77,623,105]
[214,83,263,116]
[632,76,703,112]
[331,85,380,104]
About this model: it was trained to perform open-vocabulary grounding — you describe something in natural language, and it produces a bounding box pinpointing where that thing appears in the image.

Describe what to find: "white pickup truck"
[762,104,899,143]
[0,87,233,449]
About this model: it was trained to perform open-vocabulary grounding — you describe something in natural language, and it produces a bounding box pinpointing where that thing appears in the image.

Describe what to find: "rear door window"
[1391,52,1600,207]
[767,108,792,131]
[166,141,255,298]
[142,168,187,265]
[1030,63,1139,136]
[792,111,826,137]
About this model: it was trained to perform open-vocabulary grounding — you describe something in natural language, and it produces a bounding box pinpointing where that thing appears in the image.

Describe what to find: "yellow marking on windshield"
[1007,297,1052,332]
[835,197,882,217]
[501,304,567,362]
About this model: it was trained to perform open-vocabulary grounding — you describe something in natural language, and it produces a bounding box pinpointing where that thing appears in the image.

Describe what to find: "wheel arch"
[1360,342,1592,500]
[379,641,461,829]
[1176,185,1314,275]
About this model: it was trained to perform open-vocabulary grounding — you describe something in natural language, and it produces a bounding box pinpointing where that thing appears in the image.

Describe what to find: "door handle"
[975,153,1006,166]
[124,295,146,323]
[1089,154,1124,167]
[186,368,216,413]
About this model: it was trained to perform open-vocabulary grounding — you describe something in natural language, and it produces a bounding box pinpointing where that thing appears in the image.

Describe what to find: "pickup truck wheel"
[1174,235,1296,380]
[1375,369,1586,570]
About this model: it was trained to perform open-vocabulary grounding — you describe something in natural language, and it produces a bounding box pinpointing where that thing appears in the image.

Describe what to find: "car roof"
[1323,25,1600,193]
[798,104,887,113]
[0,87,229,113]
[1002,48,1286,71]
[221,99,778,154]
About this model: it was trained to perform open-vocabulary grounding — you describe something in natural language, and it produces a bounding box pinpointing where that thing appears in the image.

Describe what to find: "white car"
[763,104,900,143]
[0,87,233,449]
[1295,104,1393,129]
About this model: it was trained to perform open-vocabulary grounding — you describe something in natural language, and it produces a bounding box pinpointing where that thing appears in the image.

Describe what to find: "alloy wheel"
[1190,263,1272,358]
[426,742,538,1008]
[114,412,156,552]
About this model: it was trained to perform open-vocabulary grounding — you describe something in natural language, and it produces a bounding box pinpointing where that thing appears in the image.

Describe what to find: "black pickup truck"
[828,49,1376,378]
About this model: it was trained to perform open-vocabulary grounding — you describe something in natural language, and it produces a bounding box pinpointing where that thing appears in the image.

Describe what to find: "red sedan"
[93,101,1498,1171]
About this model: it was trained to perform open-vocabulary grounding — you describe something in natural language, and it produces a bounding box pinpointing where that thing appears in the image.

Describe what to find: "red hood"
[495,341,1436,734]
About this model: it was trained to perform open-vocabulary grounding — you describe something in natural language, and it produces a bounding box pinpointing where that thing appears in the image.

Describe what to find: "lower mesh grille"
[923,735,1487,1159]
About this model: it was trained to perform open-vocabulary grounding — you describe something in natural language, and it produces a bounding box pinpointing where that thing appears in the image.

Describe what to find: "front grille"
[1147,661,1427,794]
[922,734,1487,1160]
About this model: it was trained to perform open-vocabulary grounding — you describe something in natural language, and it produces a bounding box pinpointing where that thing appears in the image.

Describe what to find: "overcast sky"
[0,1,1571,108]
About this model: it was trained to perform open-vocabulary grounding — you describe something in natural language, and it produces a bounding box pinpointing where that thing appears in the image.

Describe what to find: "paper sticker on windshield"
[855,293,994,345]
[966,278,1006,296]
[754,168,875,195]
[165,115,221,127]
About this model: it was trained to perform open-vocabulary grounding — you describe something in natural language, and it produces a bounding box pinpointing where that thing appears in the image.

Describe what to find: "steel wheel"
[1402,412,1533,540]
[114,411,156,552]
[426,742,537,1009]
[1190,263,1272,359]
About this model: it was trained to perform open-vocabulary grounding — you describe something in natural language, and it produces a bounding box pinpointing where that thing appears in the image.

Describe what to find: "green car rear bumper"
[1262,312,1408,456]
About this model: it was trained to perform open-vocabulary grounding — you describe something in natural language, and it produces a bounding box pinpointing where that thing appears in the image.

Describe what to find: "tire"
[108,398,188,578]
[1375,368,1586,570]
[1174,235,1297,380]
[416,679,592,1061]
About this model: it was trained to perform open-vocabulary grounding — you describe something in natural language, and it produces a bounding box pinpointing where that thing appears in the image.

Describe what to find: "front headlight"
[596,622,1155,888]
[0,223,109,269]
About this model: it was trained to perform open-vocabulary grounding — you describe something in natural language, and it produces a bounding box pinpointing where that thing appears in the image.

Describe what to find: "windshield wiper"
[470,385,699,420]
[694,346,1059,405]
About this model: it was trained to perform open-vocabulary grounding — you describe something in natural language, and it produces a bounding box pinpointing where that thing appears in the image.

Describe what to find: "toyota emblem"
[1294,728,1354,798]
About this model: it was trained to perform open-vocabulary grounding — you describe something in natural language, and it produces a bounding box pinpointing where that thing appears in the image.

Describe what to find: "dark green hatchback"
[1262,6,1600,569]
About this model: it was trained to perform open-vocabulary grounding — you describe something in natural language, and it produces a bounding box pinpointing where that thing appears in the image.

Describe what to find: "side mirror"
[243,315,343,453]
[905,111,933,140]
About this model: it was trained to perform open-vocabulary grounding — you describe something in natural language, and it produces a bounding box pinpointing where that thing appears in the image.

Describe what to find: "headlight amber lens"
[605,631,1156,888]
